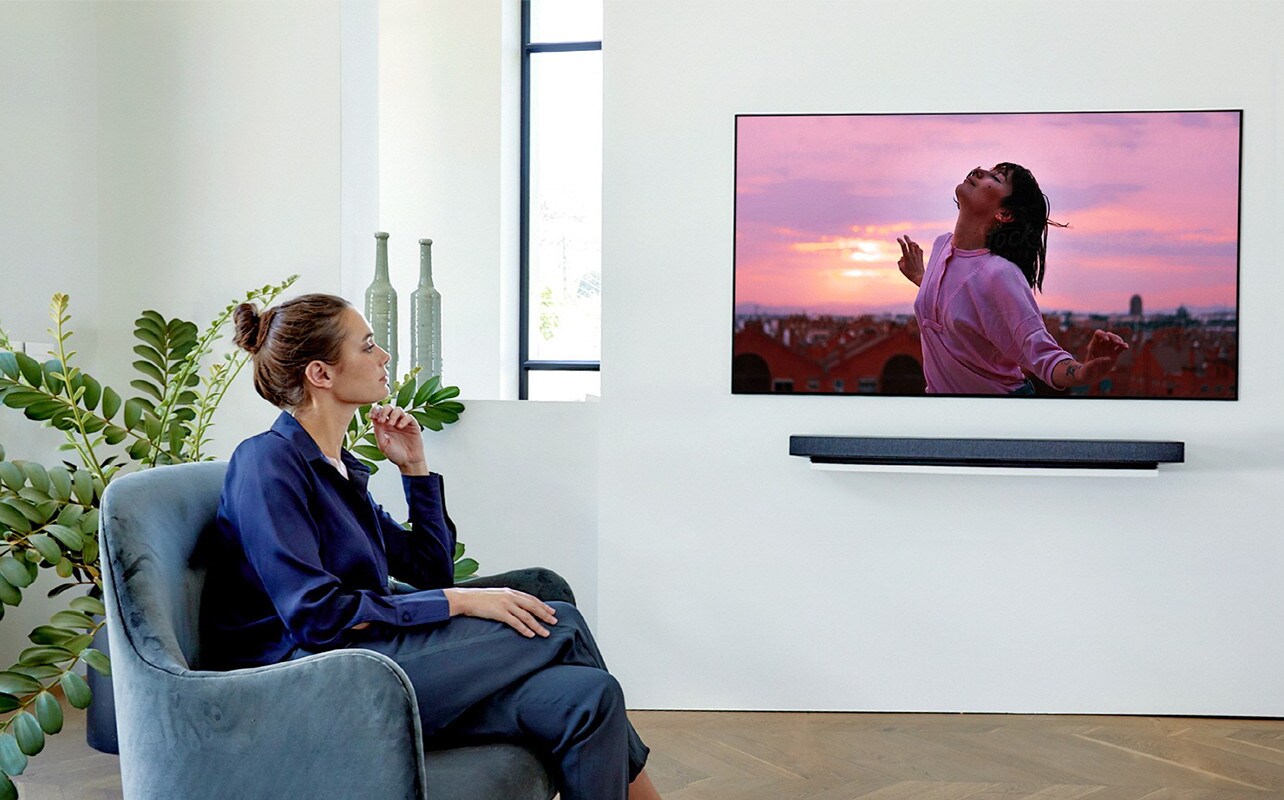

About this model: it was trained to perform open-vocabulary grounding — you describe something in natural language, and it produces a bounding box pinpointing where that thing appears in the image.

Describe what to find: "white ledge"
[810,462,1159,478]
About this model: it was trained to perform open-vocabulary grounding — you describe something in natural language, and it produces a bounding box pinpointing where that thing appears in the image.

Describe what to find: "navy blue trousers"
[341,601,649,800]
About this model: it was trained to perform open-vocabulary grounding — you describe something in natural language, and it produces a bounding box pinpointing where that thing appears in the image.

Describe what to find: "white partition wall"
[596,0,1284,714]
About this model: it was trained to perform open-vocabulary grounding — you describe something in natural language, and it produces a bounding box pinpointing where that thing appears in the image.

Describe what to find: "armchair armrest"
[116,648,426,800]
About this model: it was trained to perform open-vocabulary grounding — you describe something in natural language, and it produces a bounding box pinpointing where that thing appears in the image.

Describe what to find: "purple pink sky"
[734,111,1241,317]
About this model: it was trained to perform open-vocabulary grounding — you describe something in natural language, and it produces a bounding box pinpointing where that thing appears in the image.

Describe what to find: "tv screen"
[732,111,1241,399]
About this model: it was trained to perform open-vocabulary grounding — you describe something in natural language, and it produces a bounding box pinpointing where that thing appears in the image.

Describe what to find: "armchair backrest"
[100,461,227,673]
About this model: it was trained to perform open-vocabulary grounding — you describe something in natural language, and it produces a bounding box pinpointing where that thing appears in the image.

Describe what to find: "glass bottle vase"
[410,238,443,379]
[365,231,398,381]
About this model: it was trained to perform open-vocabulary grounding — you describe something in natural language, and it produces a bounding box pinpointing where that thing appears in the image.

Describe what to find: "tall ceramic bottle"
[365,231,398,380]
[410,238,443,378]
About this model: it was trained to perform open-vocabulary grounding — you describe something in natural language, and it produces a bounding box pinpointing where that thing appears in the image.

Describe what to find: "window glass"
[527,370,602,402]
[530,0,603,43]
[527,49,602,363]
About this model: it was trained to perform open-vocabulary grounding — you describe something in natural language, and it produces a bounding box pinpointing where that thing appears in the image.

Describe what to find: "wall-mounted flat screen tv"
[732,111,1241,399]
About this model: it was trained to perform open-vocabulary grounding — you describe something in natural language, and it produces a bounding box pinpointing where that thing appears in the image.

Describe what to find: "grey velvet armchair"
[100,461,556,800]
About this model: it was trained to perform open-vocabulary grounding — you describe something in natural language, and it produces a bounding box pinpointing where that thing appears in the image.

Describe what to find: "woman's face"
[326,307,391,405]
[956,165,1015,220]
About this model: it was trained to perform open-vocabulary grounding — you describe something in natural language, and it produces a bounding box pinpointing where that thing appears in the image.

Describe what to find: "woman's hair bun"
[232,302,264,354]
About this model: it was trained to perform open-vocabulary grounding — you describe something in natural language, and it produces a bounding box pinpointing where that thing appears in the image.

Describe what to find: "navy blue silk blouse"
[199,411,456,669]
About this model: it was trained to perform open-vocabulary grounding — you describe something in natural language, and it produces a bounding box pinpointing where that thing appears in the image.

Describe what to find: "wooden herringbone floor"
[12,707,1284,798]
[633,711,1284,799]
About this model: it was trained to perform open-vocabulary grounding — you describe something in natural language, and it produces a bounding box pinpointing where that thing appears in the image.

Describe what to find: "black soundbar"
[790,436,1184,470]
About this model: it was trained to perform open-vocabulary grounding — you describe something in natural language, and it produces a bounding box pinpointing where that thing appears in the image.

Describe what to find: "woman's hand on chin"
[370,404,429,474]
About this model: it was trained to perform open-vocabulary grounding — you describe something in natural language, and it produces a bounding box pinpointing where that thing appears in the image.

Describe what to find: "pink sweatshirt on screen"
[913,233,1072,394]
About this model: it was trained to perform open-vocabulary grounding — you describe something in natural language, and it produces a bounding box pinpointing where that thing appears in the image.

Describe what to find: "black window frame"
[519,0,603,399]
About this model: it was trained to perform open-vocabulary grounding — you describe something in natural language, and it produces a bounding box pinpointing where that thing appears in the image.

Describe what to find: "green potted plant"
[0,281,472,799]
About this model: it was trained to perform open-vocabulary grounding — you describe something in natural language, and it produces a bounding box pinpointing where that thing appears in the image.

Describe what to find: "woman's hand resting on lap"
[443,587,559,638]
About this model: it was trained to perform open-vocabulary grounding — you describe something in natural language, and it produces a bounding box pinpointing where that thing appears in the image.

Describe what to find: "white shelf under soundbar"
[810,461,1159,477]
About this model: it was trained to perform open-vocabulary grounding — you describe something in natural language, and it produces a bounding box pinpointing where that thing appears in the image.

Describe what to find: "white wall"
[596,0,1284,714]
[0,2,100,361]
[0,0,347,662]
[5,0,1282,717]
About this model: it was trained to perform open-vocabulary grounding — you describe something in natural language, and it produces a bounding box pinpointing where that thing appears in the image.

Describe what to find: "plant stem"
[50,299,105,485]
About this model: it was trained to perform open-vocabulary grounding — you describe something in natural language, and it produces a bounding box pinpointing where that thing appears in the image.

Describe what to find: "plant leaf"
[428,385,461,403]
[414,375,442,405]
[0,504,32,534]
[7,498,44,525]
[69,596,105,616]
[131,360,166,384]
[81,648,110,676]
[19,463,48,494]
[129,379,163,401]
[0,672,40,695]
[0,576,20,607]
[0,463,24,492]
[18,646,72,667]
[131,343,164,367]
[453,557,479,581]
[60,671,91,709]
[34,692,63,735]
[49,610,94,630]
[0,559,33,590]
[126,439,151,461]
[62,634,93,654]
[123,397,146,430]
[352,445,386,461]
[42,361,65,394]
[28,534,62,565]
[27,626,72,646]
[47,466,72,502]
[80,374,102,411]
[395,379,416,408]
[71,470,93,505]
[0,733,26,778]
[13,665,59,681]
[23,398,64,421]
[13,712,43,756]
[1,390,46,411]
[0,352,18,381]
[0,695,18,714]
[101,386,122,420]
[14,352,43,388]
[55,504,83,528]
[133,326,165,353]
[44,524,84,552]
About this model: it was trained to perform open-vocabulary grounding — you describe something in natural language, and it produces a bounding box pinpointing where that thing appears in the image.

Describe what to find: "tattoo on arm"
[1065,363,1079,379]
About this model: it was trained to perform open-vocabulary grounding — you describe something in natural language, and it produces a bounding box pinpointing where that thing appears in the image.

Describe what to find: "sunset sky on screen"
[734,111,1241,317]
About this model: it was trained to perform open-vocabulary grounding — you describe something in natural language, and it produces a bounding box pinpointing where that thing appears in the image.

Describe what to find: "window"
[520,0,602,400]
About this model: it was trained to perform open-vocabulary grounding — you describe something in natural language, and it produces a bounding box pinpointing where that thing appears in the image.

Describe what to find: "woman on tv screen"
[896,163,1128,395]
